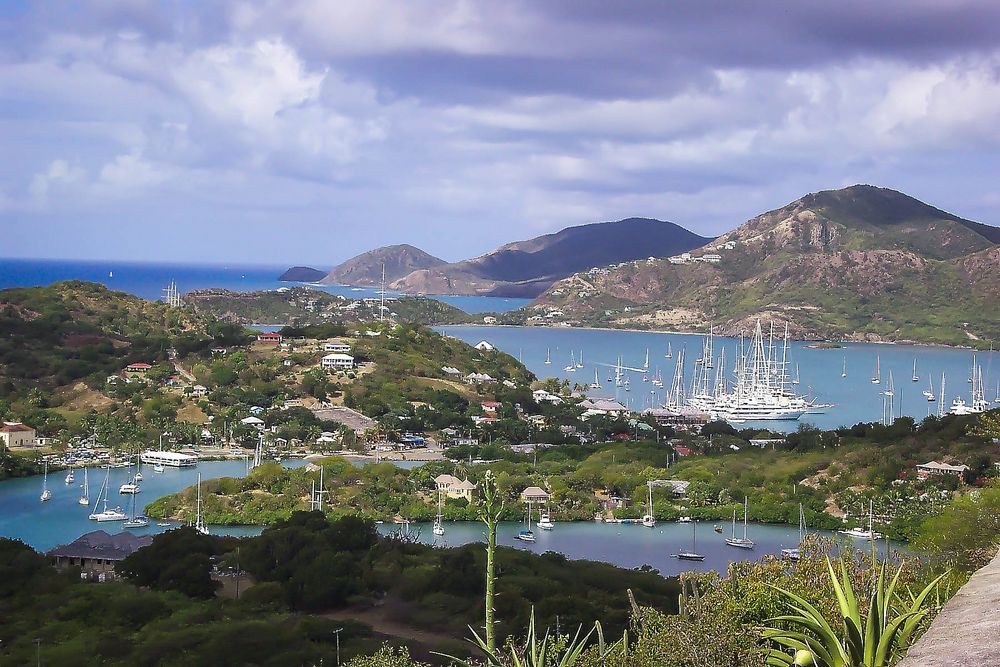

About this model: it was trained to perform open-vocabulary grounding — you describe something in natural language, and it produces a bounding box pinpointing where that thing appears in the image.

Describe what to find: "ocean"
[0,257,530,314]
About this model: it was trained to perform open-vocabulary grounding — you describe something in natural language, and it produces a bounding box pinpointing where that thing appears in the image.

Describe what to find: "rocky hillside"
[319,244,446,286]
[530,185,1000,346]
[390,217,710,297]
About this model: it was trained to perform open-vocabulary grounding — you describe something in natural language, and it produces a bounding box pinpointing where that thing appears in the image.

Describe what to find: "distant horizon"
[4,2,1000,264]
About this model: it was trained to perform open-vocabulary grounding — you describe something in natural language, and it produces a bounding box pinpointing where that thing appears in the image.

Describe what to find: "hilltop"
[277,266,327,282]
[320,244,446,286]
[530,185,1000,346]
[282,218,709,298]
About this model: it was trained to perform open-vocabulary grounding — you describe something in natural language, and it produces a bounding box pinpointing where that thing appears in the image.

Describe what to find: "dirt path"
[321,606,464,649]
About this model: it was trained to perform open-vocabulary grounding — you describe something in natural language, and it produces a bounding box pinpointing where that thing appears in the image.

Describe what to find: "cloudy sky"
[3,1,1000,266]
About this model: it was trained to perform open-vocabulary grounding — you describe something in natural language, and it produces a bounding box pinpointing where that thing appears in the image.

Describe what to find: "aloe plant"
[761,557,944,667]
[441,609,622,667]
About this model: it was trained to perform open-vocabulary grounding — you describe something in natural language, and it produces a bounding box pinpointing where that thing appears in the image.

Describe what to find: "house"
[0,422,36,450]
[240,416,265,430]
[674,446,694,457]
[578,399,629,416]
[249,406,265,416]
[474,340,495,351]
[257,332,282,345]
[323,342,352,353]
[450,436,479,447]
[916,460,970,479]
[520,486,551,503]
[482,316,498,325]
[47,530,153,581]
[701,254,722,263]
[464,372,495,385]
[210,347,228,356]
[480,401,501,415]
[441,366,462,376]
[532,389,563,404]
[124,362,152,375]
[321,353,355,371]
[191,384,208,397]
[434,474,478,501]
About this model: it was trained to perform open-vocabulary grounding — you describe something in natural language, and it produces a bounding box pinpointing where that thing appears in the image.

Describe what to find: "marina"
[437,325,998,431]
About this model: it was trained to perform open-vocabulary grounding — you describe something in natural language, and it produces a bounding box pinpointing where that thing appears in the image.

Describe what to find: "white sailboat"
[79,467,90,505]
[841,356,847,378]
[995,380,1000,405]
[544,348,552,364]
[89,466,127,521]
[537,504,554,530]
[577,350,584,368]
[590,369,601,390]
[923,375,936,402]
[119,455,141,494]
[665,341,672,359]
[123,487,149,529]
[564,351,576,372]
[911,358,919,382]
[515,503,536,542]
[194,473,209,535]
[65,468,74,485]
[676,520,705,561]
[781,504,806,560]
[641,483,656,528]
[871,355,881,384]
[725,497,755,549]
[432,489,445,536]
[883,370,894,397]
[40,462,52,502]
[839,500,881,541]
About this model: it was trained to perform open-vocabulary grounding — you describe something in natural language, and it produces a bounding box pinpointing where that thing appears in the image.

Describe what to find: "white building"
[323,342,352,353]
[140,450,197,467]
[321,353,355,370]
[474,340,495,351]
[916,460,969,478]
[0,422,36,450]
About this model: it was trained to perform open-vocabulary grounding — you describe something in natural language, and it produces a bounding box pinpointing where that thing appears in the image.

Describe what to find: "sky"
[2,1,1000,266]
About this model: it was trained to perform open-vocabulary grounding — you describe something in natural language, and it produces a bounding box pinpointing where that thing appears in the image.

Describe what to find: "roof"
[322,353,354,361]
[435,474,463,486]
[917,460,970,472]
[521,486,551,498]
[454,478,477,490]
[240,416,265,424]
[142,450,197,462]
[579,399,628,412]
[47,530,153,561]
[126,363,152,369]
[1,422,34,433]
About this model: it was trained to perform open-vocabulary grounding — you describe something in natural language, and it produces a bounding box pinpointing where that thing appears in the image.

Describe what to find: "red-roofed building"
[674,446,694,457]
[480,401,501,414]
[1,422,36,450]
[257,332,282,345]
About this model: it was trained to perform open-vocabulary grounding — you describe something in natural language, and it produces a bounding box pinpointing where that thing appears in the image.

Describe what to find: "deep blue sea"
[0,257,530,314]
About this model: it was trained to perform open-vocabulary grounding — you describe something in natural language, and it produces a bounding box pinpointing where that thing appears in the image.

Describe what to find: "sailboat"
[883,370,894,397]
[64,468,74,485]
[544,348,552,364]
[133,452,143,482]
[119,455,141,494]
[911,358,919,382]
[995,380,1000,405]
[577,350,584,368]
[79,468,90,505]
[665,341,673,359]
[839,500,882,541]
[642,483,656,528]
[194,473,209,535]
[432,489,445,536]
[537,504,554,530]
[871,355,881,384]
[564,351,576,372]
[123,487,149,529]
[40,462,52,502]
[676,521,705,561]
[923,375,936,402]
[590,369,601,390]
[841,356,847,378]
[89,466,127,521]
[725,497,754,549]
[515,503,536,542]
[781,504,806,560]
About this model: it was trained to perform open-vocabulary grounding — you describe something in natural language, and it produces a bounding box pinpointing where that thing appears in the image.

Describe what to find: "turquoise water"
[437,325,997,432]
[0,258,529,314]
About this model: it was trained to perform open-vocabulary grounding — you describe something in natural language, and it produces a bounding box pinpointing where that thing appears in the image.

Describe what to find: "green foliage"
[761,558,944,667]
[117,528,221,598]
[915,481,1000,572]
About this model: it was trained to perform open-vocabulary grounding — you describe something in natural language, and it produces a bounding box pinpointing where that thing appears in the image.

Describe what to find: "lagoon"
[437,325,998,432]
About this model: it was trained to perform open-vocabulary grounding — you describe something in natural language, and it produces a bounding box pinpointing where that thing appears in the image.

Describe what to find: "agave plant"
[761,557,944,667]
[439,609,624,667]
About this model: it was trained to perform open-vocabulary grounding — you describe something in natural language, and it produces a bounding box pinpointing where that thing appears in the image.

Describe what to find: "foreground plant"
[761,557,944,667]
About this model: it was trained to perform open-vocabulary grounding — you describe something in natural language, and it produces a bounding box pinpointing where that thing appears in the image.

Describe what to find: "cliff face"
[530,185,1000,346]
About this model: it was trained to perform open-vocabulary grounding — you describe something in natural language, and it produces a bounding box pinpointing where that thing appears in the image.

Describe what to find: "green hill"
[530,185,1000,346]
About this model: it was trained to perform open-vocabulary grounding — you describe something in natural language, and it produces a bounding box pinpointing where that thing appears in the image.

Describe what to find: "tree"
[117,527,220,598]
[915,482,1000,572]
[969,410,1000,441]
[478,469,504,652]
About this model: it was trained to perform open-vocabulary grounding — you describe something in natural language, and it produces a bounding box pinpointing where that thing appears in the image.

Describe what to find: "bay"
[436,325,998,432]
[0,257,530,314]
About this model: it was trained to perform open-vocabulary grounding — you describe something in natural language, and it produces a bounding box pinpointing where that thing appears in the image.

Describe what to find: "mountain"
[531,185,1000,346]
[389,217,711,297]
[319,244,446,286]
[278,266,327,282]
